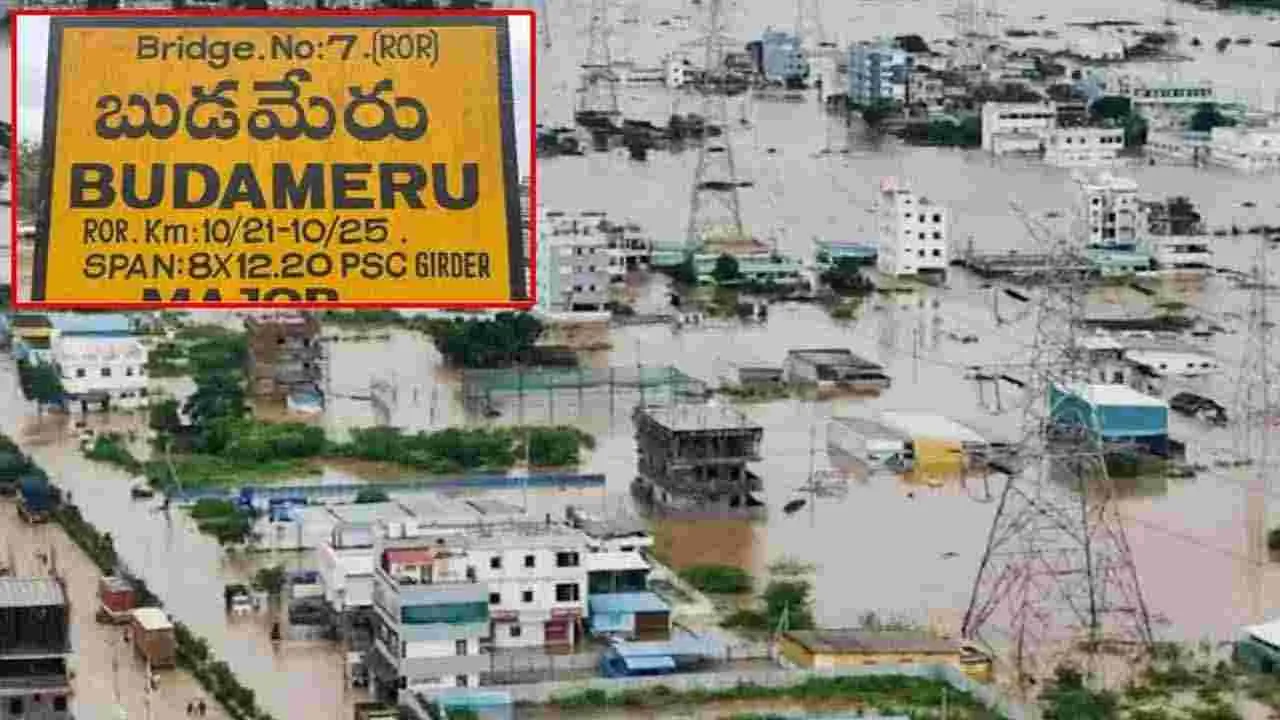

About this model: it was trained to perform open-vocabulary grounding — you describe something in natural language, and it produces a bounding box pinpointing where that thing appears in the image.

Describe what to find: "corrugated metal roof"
[878,412,988,445]
[47,313,133,335]
[1062,383,1168,409]
[385,548,434,566]
[589,592,670,615]
[0,577,66,608]
[786,629,960,655]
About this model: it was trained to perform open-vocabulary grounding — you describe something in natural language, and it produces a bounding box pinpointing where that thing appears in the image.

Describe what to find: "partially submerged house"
[783,348,891,392]
[245,311,324,410]
[631,403,765,517]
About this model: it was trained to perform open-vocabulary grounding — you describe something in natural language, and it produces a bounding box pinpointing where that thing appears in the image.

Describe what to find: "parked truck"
[97,576,138,624]
[129,608,177,669]
[17,475,57,523]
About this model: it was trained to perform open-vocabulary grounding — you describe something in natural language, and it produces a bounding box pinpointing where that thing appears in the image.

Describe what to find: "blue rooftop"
[48,313,133,336]
[589,592,670,615]
[621,654,676,672]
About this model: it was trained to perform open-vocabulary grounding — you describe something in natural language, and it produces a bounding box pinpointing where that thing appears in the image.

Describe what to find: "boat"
[782,498,807,514]
[130,484,155,499]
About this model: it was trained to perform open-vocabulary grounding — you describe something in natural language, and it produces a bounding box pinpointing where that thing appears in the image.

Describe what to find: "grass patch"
[544,676,999,717]
[718,384,793,403]
[145,454,315,490]
[82,432,144,476]
[680,564,753,594]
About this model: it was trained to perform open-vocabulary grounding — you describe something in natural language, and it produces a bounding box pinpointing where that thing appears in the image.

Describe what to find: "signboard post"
[28,13,530,308]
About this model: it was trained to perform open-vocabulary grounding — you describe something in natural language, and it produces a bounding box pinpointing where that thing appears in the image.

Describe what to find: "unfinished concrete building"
[245,312,324,405]
[631,403,765,517]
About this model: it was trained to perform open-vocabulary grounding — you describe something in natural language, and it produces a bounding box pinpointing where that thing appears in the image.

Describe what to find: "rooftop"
[328,502,413,526]
[878,412,988,445]
[637,403,763,433]
[785,629,961,655]
[1059,383,1169,409]
[47,313,132,336]
[132,607,172,631]
[0,578,65,609]
[589,592,671,615]
[787,348,883,370]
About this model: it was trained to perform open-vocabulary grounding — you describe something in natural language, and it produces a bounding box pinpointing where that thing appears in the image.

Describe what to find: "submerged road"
[0,499,228,720]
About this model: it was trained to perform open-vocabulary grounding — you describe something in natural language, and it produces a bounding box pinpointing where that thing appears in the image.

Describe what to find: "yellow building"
[779,629,965,670]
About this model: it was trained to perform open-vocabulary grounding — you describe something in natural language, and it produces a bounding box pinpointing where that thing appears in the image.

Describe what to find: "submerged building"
[0,577,73,719]
[244,311,324,409]
[631,403,765,517]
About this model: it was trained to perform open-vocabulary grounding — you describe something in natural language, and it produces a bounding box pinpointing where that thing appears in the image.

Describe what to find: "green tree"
[1089,96,1133,122]
[427,312,544,368]
[1040,665,1120,720]
[149,398,183,436]
[1189,103,1236,133]
[671,256,699,286]
[16,140,43,220]
[17,360,65,414]
[711,253,742,284]
[253,565,287,596]
[820,258,874,295]
[762,579,815,631]
[184,371,248,430]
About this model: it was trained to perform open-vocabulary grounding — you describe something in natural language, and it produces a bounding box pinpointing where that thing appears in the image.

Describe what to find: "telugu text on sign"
[30,15,527,306]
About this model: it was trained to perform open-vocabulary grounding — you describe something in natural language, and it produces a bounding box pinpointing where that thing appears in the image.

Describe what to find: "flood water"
[3,0,1280,718]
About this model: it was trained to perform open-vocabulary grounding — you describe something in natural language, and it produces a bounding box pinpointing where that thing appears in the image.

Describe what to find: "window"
[490,555,502,570]
[489,592,500,605]
[932,232,942,240]
[75,368,85,378]
[522,590,534,603]
[9,699,22,714]
[456,675,469,688]
[510,624,523,638]
[54,696,67,711]
[126,367,134,376]
[932,249,942,257]
[101,367,111,378]
[456,639,468,656]
[555,583,580,602]
[524,555,536,568]
[932,214,942,223]
[556,552,580,568]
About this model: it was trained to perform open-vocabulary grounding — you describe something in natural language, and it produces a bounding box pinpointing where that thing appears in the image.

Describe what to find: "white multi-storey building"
[875,177,949,278]
[980,102,1058,155]
[1123,78,1217,131]
[1078,172,1140,247]
[1206,126,1280,173]
[536,211,611,313]
[1043,127,1125,167]
[53,333,149,410]
[367,543,490,701]
[1139,197,1213,274]
[847,40,911,105]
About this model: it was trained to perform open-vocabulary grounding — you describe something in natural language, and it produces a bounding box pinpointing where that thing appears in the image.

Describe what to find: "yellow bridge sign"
[31,14,528,307]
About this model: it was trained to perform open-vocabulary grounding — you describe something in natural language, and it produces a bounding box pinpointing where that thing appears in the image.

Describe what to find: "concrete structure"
[1049,383,1171,455]
[1123,343,1222,397]
[587,593,671,640]
[631,403,765,516]
[367,543,490,701]
[1146,130,1211,166]
[907,72,945,109]
[663,54,690,89]
[783,349,891,390]
[693,251,805,286]
[536,212,610,313]
[1078,172,1141,247]
[0,577,72,719]
[875,177,949,278]
[759,28,808,85]
[53,334,148,412]
[826,416,914,472]
[244,311,323,402]
[847,40,911,105]
[1139,197,1213,273]
[1206,126,1280,173]
[1125,79,1216,131]
[1043,127,1125,167]
[779,629,963,670]
[980,102,1057,155]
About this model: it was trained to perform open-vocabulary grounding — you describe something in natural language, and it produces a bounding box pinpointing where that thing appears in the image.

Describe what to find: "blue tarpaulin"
[589,592,669,615]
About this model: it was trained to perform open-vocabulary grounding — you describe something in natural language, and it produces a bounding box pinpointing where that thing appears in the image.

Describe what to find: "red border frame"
[8,7,538,311]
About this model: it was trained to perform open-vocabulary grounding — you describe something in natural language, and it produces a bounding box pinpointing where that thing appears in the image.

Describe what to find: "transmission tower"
[686,0,746,247]
[1233,225,1278,626]
[577,0,619,117]
[793,0,826,49]
[962,203,1154,694]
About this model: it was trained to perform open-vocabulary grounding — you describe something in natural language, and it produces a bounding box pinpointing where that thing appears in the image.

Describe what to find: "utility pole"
[963,202,1153,695]
[577,0,619,119]
[686,0,747,248]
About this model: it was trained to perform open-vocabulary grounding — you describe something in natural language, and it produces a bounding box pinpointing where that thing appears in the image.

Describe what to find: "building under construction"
[245,312,324,406]
[631,403,765,517]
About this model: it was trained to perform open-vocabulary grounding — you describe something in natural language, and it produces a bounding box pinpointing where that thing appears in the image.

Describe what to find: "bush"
[83,433,143,475]
[680,565,753,594]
